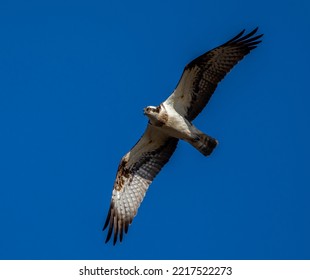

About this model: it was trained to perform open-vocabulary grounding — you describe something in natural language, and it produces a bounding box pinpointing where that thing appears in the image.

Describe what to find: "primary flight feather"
[103,28,263,245]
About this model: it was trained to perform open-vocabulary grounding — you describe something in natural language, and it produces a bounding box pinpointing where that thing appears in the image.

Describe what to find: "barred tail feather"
[189,133,218,156]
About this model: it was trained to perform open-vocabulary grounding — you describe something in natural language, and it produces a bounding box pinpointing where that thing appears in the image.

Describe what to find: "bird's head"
[143,105,162,124]
[143,105,160,116]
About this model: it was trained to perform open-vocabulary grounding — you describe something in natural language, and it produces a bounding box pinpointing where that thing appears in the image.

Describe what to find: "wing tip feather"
[103,189,137,245]
[227,27,263,48]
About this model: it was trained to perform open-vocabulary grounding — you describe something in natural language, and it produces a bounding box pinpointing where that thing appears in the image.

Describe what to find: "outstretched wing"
[164,28,263,121]
[103,125,178,245]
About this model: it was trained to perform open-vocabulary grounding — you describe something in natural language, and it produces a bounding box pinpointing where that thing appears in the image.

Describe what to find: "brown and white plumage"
[103,126,178,245]
[103,28,263,245]
[165,27,263,121]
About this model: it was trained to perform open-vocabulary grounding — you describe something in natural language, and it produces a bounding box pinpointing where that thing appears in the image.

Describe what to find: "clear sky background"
[0,0,309,260]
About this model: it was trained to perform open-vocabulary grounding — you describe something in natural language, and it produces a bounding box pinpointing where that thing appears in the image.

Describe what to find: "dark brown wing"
[103,125,178,245]
[164,28,263,121]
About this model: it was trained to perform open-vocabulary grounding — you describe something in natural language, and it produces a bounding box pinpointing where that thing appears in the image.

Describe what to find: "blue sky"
[0,0,309,260]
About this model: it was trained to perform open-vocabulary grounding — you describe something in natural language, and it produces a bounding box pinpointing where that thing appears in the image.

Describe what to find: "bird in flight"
[103,28,263,245]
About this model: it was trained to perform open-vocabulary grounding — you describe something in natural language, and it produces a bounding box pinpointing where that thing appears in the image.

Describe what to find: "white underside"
[160,104,198,141]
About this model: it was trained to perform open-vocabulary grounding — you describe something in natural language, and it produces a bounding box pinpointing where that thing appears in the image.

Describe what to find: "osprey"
[103,28,263,245]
